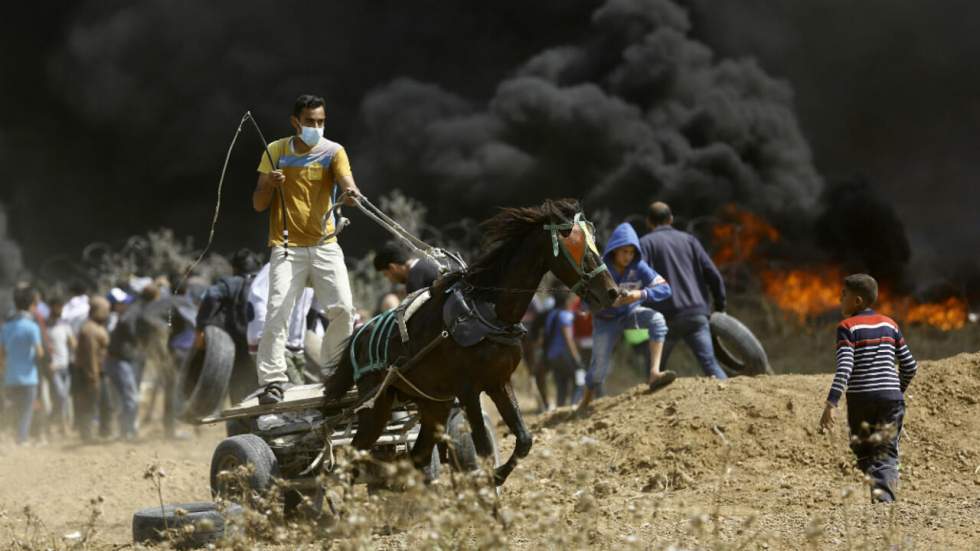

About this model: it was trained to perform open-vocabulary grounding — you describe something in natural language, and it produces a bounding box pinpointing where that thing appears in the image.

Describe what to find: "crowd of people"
[0,277,179,445]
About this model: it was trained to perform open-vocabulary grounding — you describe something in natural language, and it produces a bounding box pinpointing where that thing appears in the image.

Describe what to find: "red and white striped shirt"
[827,309,917,406]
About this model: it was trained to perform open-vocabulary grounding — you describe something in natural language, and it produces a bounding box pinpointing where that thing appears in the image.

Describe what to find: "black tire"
[179,326,236,420]
[447,409,500,472]
[709,312,773,376]
[132,501,242,548]
[210,434,279,502]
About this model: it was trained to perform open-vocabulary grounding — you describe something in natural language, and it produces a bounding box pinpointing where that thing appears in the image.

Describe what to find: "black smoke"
[1,0,975,299]
[814,176,910,283]
[0,204,25,316]
[356,0,821,230]
[688,0,980,286]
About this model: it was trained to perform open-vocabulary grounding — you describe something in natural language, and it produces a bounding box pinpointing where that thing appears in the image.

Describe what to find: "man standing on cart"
[252,94,362,404]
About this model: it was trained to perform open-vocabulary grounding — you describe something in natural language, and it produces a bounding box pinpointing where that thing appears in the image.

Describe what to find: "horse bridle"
[543,212,608,294]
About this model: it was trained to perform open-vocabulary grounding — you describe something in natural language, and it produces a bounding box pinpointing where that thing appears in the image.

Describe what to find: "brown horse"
[323,198,620,485]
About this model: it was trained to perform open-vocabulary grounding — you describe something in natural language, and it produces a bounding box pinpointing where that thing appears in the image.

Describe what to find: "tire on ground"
[179,326,236,421]
[447,409,500,472]
[709,312,773,376]
[210,434,280,503]
[132,501,242,547]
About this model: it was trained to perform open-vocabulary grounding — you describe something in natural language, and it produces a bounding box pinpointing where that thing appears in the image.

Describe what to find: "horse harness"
[543,212,607,294]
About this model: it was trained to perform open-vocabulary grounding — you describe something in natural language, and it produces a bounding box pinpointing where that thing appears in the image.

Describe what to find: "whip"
[170,111,287,326]
[242,112,291,259]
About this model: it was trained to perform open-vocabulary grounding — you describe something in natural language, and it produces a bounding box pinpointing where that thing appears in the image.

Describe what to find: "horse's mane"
[456,198,581,291]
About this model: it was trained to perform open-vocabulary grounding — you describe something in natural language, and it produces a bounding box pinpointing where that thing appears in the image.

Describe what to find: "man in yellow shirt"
[252,94,361,404]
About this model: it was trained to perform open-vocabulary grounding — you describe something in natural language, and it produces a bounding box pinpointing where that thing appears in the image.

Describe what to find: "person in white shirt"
[46,296,75,435]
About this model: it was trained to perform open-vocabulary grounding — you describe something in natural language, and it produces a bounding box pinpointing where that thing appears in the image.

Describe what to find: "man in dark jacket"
[638,202,727,379]
[373,241,441,294]
[194,248,260,403]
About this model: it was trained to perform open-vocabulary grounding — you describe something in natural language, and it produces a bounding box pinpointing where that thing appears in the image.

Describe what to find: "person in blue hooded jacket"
[578,222,674,411]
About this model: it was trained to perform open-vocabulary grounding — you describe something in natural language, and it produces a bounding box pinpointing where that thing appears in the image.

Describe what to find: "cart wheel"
[447,409,499,472]
[210,434,279,503]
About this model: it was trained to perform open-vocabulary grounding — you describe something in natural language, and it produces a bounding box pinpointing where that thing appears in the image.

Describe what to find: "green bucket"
[623,328,649,345]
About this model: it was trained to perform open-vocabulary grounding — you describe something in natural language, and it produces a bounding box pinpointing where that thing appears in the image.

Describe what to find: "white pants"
[257,243,355,385]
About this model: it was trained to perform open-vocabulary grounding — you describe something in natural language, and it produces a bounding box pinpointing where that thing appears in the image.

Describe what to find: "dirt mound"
[1,353,978,549]
[506,352,980,548]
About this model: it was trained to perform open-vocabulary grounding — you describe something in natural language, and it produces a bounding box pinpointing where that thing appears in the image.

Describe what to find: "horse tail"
[322,336,355,401]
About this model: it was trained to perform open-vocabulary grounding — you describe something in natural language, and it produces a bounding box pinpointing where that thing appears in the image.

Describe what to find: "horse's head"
[543,208,621,310]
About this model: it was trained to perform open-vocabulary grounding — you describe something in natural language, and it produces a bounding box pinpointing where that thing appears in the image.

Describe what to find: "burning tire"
[132,501,242,547]
[179,326,236,420]
[446,409,500,472]
[709,312,772,376]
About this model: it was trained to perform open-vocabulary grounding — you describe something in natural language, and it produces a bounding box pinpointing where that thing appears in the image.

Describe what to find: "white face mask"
[299,125,323,146]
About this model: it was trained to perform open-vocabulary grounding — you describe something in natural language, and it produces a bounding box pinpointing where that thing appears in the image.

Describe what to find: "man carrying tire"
[252,94,361,405]
[638,202,727,380]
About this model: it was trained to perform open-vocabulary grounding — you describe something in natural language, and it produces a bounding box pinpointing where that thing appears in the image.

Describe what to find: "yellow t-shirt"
[257,136,353,247]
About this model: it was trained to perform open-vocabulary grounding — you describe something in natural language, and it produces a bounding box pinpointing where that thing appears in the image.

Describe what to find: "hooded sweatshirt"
[595,223,671,320]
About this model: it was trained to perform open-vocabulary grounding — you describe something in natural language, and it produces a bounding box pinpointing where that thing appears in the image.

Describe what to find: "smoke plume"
[0,204,25,316]
[356,0,822,231]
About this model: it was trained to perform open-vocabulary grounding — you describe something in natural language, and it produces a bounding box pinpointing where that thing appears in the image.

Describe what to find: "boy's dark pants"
[846,399,905,503]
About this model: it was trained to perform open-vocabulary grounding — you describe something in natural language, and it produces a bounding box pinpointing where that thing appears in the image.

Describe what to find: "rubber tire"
[447,409,500,472]
[210,434,280,502]
[709,312,773,376]
[132,502,242,548]
[180,326,236,420]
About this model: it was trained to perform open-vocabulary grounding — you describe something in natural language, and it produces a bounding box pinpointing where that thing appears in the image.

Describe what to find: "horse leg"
[410,400,452,475]
[461,388,495,460]
[351,386,395,451]
[487,382,532,486]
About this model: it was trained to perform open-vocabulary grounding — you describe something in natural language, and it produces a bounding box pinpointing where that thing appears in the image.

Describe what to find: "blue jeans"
[4,385,37,444]
[105,358,140,438]
[662,313,727,379]
[847,399,904,502]
[586,307,668,393]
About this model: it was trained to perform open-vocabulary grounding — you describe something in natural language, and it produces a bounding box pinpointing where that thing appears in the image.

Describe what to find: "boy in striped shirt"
[819,274,917,503]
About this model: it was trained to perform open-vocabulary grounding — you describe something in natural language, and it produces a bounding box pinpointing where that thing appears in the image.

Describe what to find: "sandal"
[647,371,677,393]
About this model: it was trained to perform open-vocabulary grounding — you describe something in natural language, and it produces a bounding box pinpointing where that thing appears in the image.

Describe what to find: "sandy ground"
[1,353,979,549]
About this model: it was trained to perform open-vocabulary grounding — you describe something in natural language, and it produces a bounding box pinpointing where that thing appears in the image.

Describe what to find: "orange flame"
[760,267,843,322]
[711,205,780,266]
[710,205,969,331]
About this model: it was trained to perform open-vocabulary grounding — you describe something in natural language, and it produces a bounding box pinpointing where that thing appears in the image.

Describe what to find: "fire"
[711,205,780,265]
[904,297,968,331]
[710,204,970,331]
[760,267,843,322]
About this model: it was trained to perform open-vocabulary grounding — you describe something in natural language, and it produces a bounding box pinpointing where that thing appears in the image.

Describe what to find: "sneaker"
[258,381,292,405]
